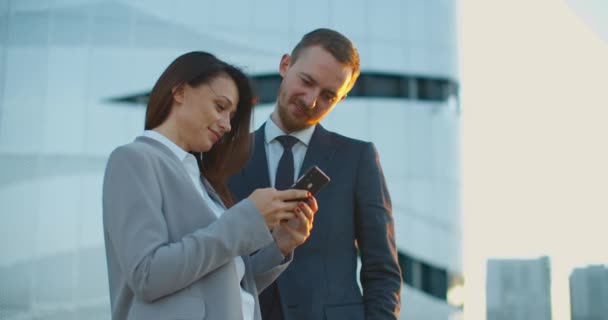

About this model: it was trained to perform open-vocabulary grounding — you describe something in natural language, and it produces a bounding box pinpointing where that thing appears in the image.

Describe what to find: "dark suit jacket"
[229,124,402,320]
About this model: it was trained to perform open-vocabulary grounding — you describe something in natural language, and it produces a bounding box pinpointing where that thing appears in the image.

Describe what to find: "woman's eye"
[216,104,225,111]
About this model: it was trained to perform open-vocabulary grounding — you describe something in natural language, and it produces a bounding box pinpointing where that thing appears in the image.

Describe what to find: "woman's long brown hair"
[145,51,254,207]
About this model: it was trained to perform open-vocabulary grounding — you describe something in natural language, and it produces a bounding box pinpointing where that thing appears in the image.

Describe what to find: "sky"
[460,0,608,319]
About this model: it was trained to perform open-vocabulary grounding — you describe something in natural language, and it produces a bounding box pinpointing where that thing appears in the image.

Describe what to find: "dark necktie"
[259,135,298,320]
[274,135,299,190]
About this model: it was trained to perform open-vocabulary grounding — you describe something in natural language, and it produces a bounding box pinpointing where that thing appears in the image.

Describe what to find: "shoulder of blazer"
[121,136,182,162]
[106,137,186,177]
[314,124,372,150]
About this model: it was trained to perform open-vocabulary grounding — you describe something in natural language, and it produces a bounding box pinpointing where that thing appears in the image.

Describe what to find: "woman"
[102,51,317,320]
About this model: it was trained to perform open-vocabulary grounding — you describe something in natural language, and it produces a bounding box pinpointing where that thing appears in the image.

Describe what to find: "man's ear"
[279,54,291,77]
[172,84,185,104]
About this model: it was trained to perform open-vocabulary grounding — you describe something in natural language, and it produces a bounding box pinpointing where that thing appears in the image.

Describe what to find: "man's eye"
[301,78,313,86]
[216,104,225,111]
[324,93,337,102]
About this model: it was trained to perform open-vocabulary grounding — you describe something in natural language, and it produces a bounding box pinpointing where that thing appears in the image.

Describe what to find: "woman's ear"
[172,85,185,104]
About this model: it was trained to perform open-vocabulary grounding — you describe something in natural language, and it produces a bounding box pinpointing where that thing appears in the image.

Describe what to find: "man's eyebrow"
[299,72,338,97]
[299,72,317,84]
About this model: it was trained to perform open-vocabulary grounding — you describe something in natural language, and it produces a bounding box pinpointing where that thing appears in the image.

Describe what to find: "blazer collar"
[135,136,182,165]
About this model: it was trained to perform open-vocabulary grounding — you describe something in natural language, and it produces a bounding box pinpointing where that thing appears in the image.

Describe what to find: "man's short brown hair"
[291,28,361,92]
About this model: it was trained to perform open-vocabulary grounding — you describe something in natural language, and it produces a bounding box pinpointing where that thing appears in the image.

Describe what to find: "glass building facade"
[0,0,462,319]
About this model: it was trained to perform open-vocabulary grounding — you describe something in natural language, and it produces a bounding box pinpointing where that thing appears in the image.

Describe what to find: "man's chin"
[277,107,312,131]
[283,119,309,132]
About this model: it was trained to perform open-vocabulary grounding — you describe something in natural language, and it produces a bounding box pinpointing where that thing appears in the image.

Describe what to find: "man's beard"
[277,92,311,133]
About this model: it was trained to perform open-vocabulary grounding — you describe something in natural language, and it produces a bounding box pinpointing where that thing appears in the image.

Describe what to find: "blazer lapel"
[137,136,222,219]
[243,124,272,189]
[201,178,227,209]
[300,124,336,174]
[136,136,192,183]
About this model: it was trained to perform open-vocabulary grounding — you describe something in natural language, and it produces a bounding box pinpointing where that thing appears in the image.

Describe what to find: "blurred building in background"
[569,265,608,320]
[0,0,462,319]
[486,256,552,320]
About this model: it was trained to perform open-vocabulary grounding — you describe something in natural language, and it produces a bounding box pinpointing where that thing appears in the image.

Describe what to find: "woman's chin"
[199,142,214,153]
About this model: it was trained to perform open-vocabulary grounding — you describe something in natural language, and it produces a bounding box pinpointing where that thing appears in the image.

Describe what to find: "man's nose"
[302,89,320,109]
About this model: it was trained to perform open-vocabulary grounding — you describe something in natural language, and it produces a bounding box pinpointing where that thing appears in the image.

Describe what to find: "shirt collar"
[142,130,191,162]
[264,115,316,146]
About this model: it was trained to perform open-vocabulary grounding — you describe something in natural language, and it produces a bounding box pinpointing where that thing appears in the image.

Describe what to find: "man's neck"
[270,111,290,134]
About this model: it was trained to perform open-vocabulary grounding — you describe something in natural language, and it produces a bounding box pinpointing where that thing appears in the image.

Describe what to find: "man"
[229,28,402,320]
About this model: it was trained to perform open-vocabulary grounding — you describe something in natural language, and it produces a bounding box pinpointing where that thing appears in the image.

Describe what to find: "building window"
[399,252,414,285]
[417,77,455,101]
[251,74,281,105]
[106,72,459,106]
[352,73,409,98]
[397,250,462,307]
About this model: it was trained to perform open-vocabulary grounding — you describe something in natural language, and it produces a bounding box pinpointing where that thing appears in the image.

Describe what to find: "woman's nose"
[218,114,231,132]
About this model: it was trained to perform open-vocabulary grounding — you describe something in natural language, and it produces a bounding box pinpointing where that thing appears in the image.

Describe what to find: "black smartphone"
[290,165,331,200]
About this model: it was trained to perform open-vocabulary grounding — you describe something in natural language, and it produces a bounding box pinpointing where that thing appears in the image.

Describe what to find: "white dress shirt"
[264,117,316,187]
[142,130,254,320]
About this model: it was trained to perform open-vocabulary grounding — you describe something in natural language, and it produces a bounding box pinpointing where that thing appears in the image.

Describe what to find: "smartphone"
[290,165,331,200]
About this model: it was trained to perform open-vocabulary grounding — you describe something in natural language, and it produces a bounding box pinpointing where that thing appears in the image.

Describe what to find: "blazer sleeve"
[354,142,402,319]
[249,242,293,293]
[103,146,274,302]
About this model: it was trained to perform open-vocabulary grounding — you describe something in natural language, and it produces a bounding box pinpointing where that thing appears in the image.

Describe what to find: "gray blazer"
[103,136,290,320]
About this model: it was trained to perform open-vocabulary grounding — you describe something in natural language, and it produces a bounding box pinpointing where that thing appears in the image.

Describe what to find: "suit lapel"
[300,124,336,174]
[243,124,272,190]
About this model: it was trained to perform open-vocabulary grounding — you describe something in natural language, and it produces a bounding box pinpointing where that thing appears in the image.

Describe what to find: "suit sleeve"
[103,146,274,302]
[354,143,402,319]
